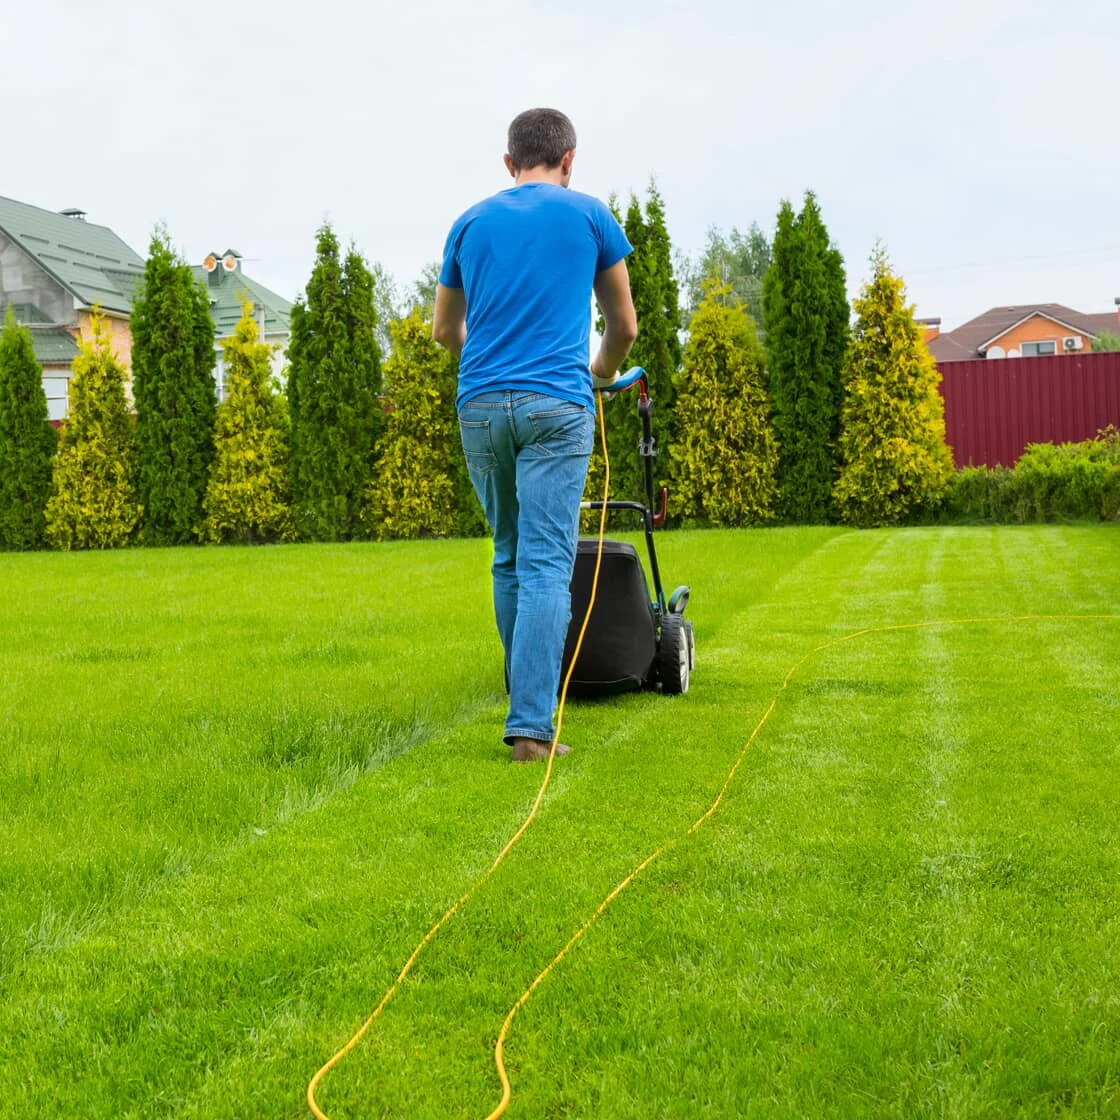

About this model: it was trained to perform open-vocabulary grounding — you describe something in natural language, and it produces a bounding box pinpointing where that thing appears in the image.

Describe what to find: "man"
[432,107,638,762]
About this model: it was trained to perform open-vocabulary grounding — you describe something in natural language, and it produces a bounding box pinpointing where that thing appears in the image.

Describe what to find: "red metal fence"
[937,351,1120,468]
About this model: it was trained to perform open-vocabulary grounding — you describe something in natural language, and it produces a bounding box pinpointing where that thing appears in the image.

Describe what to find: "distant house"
[1,194,295,417]
[191,250,293,401]
[0,195,144,420]
[926,301,1120,362]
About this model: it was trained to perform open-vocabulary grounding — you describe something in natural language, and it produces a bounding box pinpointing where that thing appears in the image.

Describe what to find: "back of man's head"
[507,108,577,172]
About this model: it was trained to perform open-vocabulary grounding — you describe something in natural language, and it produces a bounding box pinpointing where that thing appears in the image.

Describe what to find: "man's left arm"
[432,284,467,357]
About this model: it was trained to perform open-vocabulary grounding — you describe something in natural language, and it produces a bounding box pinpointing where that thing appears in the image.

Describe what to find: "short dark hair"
[507,108,577,171]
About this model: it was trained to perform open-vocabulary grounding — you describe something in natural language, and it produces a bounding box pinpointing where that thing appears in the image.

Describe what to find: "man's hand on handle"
[590,363,621,391]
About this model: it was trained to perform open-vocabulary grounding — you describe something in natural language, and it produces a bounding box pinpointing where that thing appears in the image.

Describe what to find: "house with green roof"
[1,195,295,417]
[191,250,293,400]
[0,195,144,420]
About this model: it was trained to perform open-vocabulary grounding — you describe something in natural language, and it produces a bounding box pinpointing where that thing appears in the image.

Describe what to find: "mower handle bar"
[580,491,668,529]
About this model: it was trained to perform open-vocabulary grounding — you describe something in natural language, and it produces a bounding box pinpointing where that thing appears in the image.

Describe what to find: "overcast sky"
[4,0,1117,331]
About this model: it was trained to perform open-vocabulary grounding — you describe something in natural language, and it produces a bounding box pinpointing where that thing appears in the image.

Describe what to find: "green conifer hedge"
[364,310,461,540]
[202,302,291,544]
[45,314,140,550]
[834,247,954,527]
[762,193,849,523]
[131,232,217,545]
[287,226,384,541]
[671,284,778,526]
[0,308,56,550]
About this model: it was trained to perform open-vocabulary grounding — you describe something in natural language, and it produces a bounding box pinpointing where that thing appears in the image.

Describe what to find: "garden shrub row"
[943,428,1120,523]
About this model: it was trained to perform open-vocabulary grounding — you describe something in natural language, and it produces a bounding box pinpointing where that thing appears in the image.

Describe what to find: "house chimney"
[202,253,223,287]
[59,208,87,221]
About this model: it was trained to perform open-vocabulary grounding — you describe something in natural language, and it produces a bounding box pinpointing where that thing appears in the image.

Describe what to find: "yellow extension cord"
[307,390,614,1120]
[306,387,1120,1116]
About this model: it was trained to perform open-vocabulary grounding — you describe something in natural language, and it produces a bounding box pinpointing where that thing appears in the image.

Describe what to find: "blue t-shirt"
[439,183,632,411]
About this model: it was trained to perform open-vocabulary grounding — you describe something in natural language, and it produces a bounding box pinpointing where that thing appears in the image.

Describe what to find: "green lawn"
[1,526,1118,1119]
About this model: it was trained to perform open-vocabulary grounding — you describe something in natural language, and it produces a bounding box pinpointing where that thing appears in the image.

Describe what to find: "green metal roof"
[190,261,293,338]
[0,196,145,314]
[5,301,52,324]
[28,326,81,365]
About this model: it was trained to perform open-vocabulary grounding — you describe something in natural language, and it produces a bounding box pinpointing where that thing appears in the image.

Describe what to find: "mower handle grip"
[594,365,646,395]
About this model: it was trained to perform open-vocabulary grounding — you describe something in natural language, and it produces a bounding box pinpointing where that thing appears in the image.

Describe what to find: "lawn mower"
[560,367,695,697]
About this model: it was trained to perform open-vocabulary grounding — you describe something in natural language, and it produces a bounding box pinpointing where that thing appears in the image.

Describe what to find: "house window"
[43,377,70,422]
[1021,340,1057,356]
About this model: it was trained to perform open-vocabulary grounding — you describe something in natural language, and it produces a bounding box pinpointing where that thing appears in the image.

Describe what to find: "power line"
[904,244,1120,279]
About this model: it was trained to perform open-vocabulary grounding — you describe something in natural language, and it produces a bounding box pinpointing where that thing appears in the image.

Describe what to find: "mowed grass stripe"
[1,527,1117,1118]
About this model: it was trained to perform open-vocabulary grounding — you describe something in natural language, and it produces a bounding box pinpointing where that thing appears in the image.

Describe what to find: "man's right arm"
[591,260,638,383]
[432,283,467,357]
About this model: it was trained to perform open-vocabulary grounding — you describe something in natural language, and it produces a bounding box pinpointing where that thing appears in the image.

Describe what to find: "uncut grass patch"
[0,540,500,976]
[1,526,1118,1118]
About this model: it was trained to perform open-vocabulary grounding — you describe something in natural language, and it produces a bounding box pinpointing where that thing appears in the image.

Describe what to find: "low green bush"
[942,464,1015,522]
[943,428,1120,523]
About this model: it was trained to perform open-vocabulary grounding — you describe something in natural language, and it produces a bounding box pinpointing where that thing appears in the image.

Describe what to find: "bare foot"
[510,739,571,762]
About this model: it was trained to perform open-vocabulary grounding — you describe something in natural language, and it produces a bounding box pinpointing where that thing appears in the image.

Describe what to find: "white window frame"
[1021,339,1057,357]
[43,378,70,422]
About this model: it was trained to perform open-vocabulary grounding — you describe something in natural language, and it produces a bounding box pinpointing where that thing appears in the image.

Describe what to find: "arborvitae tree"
[45,313,140,550]
[131,231,217,545]
[411,262,442,321]
[343,246,385,441]
[588,183,682,519]
[201,301,291,544]
[287,226,383,540]
[670,283,778,525]
[639,184,683,383]
[762,191,849,523]
[684,222,771,334]
[363,309,458,539]
[0,307,56,549]
[834,247,954,527]
[807,196,851,442]
[369,261,402,358]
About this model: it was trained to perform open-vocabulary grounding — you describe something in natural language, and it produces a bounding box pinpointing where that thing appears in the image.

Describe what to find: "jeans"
[459,391,595,744]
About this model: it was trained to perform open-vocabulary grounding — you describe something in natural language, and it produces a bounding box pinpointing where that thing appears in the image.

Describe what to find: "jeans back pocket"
[528,405,594,456]
[459,418,498,474]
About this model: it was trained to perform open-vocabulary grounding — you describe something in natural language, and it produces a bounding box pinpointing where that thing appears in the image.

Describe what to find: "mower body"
[560,374,693,697]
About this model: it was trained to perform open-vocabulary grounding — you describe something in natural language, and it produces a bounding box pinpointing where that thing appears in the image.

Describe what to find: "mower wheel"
[684,619,695,671]
[659,614,690,695]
